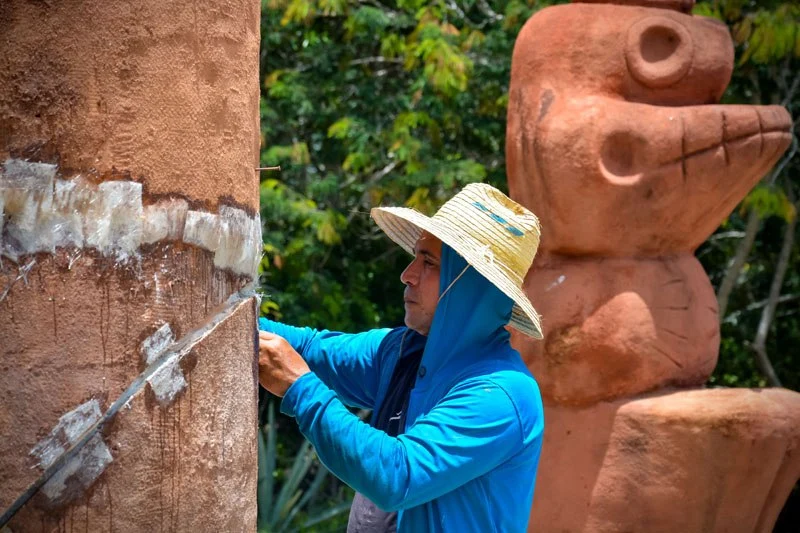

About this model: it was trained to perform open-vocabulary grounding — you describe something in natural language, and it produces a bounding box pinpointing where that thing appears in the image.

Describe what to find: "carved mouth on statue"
[599,106,792,185]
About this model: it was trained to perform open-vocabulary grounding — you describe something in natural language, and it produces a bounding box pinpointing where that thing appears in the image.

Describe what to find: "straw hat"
[371,183,542,339]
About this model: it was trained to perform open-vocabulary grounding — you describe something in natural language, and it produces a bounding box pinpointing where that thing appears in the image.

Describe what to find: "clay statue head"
[505,0,793,405]
[506,1,792,257]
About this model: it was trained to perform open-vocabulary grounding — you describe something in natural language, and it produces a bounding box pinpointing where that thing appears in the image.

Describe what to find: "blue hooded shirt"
[259,244,544,532]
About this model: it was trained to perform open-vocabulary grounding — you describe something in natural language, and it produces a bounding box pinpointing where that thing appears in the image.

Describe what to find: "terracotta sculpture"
[0,1,261,530]
[506,0,800,531]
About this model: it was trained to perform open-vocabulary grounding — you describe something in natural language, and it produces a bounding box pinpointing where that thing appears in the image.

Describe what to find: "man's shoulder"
[451,361,543,431]
[454,350,537,391]
[457,367,540,405]
[483,369,544,442]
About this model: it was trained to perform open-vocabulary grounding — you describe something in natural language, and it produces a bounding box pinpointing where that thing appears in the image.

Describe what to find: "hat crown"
[432,183,540,283]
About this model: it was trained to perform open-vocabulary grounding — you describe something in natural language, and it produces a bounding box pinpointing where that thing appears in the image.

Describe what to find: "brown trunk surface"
[1,1,261,530]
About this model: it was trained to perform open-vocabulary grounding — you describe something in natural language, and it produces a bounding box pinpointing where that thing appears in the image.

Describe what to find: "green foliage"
[702,210,800,391]
[694,0,800,391]
[259,0,800,525]
[257,399,352,532]
[742,184,796,222]
[259,0,567,333]
[692,1,800,68]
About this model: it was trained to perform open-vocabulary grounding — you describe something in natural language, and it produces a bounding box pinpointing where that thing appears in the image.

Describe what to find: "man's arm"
[279,371,542,512]
[258,318,392,409]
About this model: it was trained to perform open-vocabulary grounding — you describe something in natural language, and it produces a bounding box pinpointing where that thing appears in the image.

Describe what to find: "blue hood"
[415,244,515,387]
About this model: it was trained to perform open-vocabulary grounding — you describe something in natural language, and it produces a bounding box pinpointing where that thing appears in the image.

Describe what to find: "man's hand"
[258,331,311,397]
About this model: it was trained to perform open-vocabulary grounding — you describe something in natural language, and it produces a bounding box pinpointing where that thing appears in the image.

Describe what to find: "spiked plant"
[257,399,351,532]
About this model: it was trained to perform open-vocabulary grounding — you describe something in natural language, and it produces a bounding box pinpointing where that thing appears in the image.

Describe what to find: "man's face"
[400,232,442,336]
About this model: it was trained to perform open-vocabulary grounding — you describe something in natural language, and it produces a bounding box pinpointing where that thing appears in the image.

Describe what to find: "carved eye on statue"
[625,16,693,88]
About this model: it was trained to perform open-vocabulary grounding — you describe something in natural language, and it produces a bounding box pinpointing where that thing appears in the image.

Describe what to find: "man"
[258,183,544,532]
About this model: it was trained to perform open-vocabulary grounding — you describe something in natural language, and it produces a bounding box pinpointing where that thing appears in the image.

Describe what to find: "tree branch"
[445,0,468,21]
[339,159,398,193]
[349,56,403,66]
[716,208,761,320]
[708,230,746,241]
[748,201,797,387]
[779,67,800,108]
[357,0,404,19]
[767,63,799,185]
[767,127,798,185]
[723,293,800,324]
[475,0,503,22]
[369,159,399,183]
[344,160,400,223]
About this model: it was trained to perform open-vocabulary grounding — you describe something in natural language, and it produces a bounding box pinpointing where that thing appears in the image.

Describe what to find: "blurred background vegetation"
[256,0,800,530]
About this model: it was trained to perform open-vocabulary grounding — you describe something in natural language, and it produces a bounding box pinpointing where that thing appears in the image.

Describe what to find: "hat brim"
[371,206,543,339]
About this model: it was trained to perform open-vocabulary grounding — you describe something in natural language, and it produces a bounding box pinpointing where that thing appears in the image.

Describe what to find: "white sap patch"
[142,198,188,244]
[147,355,187,405]
[29,398,113,504]
[84,181,143,259]
[1,160,57,259]
[30,399,103,470]
[52,179,90,249]
[184,210,221,252]
[16,189,53,255]
[142,204,169,244]
[104,181,143,257]
[215,206,262,275]
[0,193,5,251]
[0,158,261,278]
[140,322,175,365]
[1,159,57,187]
[40,433,113,504]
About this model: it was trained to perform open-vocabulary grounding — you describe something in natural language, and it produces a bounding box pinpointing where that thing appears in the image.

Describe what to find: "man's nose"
[400,259,419,286]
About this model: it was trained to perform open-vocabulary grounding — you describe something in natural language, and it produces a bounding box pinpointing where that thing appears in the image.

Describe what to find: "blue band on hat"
[472,201,524,237]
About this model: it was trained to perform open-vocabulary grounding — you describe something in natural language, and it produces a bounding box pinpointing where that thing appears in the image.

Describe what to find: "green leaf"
[742,185,795,222]
[692,3,723,20]
[274,441,315,519]
[462,30,486,51]
[318,0,347,16]
[342,151,371,172]
[299,501,353,530]
[381,34,406,58]
[257,402,278,526]
[316,210,344,245]
[344,6,393,38]
[281,0,314,25]
[732,18,753,45]
[260,299,282,318]
[278,463,329,531]
[328,117,355,139]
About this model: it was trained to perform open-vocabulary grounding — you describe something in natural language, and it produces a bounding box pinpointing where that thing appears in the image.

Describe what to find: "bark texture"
[0,1,261,530]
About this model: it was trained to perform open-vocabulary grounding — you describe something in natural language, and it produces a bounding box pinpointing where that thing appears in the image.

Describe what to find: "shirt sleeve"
[258,317,392,409]
[280,371,539,512]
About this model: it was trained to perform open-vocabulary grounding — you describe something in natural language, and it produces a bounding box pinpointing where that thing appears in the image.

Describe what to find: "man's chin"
[404,316,429,337]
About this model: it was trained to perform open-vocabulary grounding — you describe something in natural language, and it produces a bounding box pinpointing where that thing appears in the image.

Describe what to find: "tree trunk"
[716,208,761,321]
[750,206,797,387]
[0,1,261,530]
